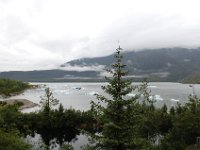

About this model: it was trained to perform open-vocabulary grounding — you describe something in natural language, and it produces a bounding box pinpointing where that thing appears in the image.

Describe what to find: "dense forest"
[0,47,200,150]
[0,78,31,97]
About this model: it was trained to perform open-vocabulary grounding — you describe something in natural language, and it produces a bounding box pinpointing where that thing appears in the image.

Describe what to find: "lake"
[9,82,200,113]
[7,82,200,149]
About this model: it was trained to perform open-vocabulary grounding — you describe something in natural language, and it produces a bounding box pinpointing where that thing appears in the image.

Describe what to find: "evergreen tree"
[0,129,31,150]
[90,46,148,150]
[40,87,59,112]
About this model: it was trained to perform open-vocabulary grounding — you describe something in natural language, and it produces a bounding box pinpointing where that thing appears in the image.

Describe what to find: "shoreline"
[0,99,39,110]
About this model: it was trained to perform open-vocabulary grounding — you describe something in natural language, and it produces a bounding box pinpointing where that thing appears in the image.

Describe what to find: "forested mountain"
[1,47,200,82]
[0,70,99,82]
[62,47,200,82]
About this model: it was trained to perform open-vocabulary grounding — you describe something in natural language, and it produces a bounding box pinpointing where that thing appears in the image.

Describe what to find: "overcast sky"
[1,0,200,71]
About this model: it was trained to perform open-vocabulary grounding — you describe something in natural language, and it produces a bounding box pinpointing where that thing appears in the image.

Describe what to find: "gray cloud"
[2,16,31,45]
[99,14,200,50]
[1,0,200,71]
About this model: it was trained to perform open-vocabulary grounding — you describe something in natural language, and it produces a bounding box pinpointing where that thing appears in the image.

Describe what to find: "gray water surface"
[7,82,200,113]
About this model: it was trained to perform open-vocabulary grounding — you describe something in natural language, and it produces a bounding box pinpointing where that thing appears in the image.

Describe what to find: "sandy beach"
[0,99,39,110]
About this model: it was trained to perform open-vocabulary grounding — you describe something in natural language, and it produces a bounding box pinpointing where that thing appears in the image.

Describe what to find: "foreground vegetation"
[0,47,200,149]
[0,94,199,149]
[0,78,31,97]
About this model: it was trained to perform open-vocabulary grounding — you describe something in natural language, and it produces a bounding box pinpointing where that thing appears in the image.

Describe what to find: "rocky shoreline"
[0,99,39,110]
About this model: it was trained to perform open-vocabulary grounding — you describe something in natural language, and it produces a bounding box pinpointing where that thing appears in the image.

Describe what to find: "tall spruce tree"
[90,46,146,150]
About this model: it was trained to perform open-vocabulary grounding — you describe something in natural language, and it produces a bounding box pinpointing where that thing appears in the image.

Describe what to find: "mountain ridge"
[1,47,200,82]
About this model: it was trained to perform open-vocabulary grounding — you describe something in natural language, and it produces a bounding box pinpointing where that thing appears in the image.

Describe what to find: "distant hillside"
[181,72,200,84]
[62,47,200,82]
[0,70,99,82]
[1,47,200,82]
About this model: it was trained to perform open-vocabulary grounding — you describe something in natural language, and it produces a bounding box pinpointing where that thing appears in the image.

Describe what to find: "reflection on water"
[26,133,89,150]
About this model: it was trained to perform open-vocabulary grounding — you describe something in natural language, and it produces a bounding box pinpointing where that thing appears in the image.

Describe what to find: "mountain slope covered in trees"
[1,47,200,82]
[64,47,200,82]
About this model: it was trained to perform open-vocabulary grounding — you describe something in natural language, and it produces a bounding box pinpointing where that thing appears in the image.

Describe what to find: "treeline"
[0,78,31,97]
[0,88,96,150]
[0,94,199,149]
